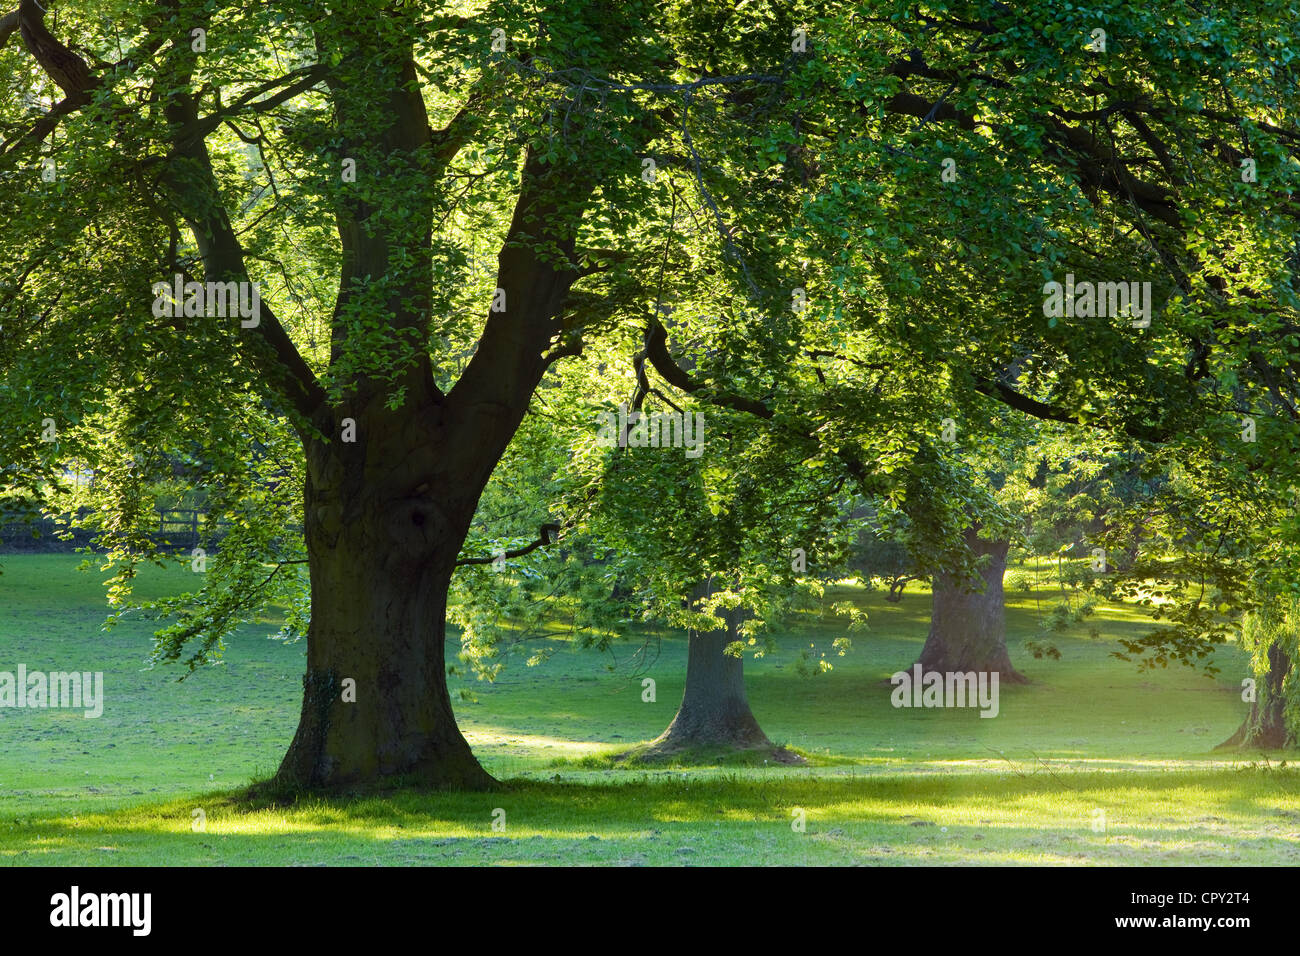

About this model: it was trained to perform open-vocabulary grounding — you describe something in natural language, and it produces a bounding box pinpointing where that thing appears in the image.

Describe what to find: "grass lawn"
[1,553,1297,866]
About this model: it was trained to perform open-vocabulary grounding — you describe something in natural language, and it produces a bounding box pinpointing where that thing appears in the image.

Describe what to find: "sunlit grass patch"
[0,553,1285,865]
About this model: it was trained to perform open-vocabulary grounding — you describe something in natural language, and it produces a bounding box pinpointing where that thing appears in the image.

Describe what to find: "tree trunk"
[275,401,501,791]
[646,580,772,753]
[1218,642,1293,750]
[915,527,1027,683]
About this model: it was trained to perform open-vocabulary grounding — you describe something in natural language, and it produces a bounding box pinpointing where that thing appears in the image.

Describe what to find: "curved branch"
[455,524,561,567]
[162,95,327,420]
[0,11,18,50]
[16,0,94,102]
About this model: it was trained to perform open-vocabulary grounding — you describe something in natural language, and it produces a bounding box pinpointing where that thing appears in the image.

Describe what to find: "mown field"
[1,553,1297,866]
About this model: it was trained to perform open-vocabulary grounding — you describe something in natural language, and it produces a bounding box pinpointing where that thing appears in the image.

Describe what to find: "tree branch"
[162,92,327,420]
[455,523,561,567]
[971,374,1167,443]
[184,66,328,146]
[15,0,94,101]
[0,10,18,50]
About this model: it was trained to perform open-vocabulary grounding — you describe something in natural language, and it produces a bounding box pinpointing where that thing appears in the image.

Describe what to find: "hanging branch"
[455,523,562,567]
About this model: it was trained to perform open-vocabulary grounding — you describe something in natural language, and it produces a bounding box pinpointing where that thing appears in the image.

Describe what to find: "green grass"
[1,553,1296,865]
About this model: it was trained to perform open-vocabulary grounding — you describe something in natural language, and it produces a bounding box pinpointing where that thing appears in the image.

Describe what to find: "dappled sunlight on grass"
[4,769,1297,865]
[465,728,613,756]
[0,554,1285,865]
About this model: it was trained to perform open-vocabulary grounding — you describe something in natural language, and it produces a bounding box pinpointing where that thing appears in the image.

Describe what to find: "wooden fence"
[0,508,252,553]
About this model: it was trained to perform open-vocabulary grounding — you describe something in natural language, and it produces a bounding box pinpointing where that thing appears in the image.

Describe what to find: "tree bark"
[914,527,1027,683]
[1218,642,1293,750]
[270,160,585,789]
[275,402,498,790]
[646,580,773,753]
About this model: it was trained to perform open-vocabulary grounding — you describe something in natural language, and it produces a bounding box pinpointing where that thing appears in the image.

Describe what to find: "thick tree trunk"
[271,146,589,789]
[275,405,497,791]
[915,527,1027,683]
[1218,642,1293,750]
[275,539,491,790]
[646,581,772,753]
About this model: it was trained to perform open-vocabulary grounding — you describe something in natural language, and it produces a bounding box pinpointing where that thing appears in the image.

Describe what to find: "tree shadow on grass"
[4,766,1299,865]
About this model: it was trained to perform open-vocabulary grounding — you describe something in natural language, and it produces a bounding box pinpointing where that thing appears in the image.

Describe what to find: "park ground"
[1,553,1297,865]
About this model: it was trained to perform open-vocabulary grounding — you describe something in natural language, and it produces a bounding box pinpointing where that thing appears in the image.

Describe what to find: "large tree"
[0,0,833,789]
[4,0,1298,796]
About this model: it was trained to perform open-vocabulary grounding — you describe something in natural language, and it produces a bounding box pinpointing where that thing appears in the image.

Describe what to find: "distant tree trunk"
[644,579,773,754]
[914,527,1027,683]
[1218,642,1293,750]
